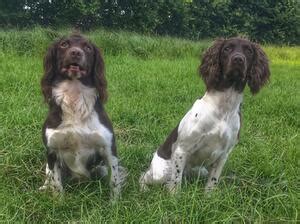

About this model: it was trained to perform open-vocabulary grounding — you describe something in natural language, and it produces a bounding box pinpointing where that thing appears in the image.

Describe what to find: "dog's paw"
[118,165,128,186]
[110,185,121,202]
[139,173,150,192]
[39,185,49,191]
[204,187,215,198]
[198,167,208,177]
[91,164,108,179]
[165,181,179,194]
[39,184,64,196]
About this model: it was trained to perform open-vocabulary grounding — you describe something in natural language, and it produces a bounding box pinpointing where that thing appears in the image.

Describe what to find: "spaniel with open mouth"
[39,34,125,198]
[140,37,270,193]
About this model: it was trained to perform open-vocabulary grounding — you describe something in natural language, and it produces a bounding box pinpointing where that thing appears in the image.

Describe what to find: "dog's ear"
[247,43,270,94]
[41,41,58,102]
[200,38,225,90]
[92,44,107,103]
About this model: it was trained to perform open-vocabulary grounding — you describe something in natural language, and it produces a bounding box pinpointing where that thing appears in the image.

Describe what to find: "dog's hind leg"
[139,152,172,191]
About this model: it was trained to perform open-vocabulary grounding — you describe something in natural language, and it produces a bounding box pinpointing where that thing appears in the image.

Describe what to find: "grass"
[0,28,299,223]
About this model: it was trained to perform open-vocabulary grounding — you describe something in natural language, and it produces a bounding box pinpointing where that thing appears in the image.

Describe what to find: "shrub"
[0,0,299,44]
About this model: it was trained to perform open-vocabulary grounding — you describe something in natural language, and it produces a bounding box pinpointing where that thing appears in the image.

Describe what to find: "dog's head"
[41,34,107,103]
[200,37,270,94]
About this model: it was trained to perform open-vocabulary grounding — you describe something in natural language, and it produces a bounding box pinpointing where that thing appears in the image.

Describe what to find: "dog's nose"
[69,47,83,59]
[232,55,245,65]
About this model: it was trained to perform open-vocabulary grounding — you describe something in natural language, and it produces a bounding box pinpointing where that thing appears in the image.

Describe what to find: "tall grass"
[1,27,299,63]
[0,27,210,59]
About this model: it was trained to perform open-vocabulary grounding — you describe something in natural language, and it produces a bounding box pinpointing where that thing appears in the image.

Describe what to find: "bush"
[0,0,299,44]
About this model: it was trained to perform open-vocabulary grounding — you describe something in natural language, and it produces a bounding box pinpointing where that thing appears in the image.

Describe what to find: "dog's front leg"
[40,129,64,193]
[109,155,121,200]
[91,131,121,200]
[39,161,63,193]
[139,170,153,191]
[166,146,187,194]
[205,154,228,193]
[103,149,121,200]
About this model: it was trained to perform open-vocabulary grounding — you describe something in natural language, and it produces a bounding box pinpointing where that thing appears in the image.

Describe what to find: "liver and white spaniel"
[140,37,270,193]
[39,34,124,198]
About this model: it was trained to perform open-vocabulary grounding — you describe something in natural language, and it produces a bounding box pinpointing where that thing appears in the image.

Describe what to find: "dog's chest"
[53,80,96,121]
[179,91,241,166]
[189,117,238,165]
[206,114,239,146]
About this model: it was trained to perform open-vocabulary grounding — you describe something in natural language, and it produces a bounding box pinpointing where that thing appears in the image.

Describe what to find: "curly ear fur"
[41,41,58,102]
[199,38,225,90]
[93,45,107,103]
[247,43,270,94]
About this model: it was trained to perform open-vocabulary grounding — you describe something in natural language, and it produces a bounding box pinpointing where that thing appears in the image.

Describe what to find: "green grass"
[0,28,299,223]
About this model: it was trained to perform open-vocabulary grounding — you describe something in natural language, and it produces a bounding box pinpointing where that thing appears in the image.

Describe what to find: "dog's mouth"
[225,66,247,81]
[61,63,87,78]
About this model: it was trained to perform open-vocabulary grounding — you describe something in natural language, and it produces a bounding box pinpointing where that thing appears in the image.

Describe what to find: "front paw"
[118,165,128,187]
[39,183,64,195]
[204,183,218,197]
[166,181,179,194]
[110,175,122,201]
[110,184,121,202]
[205,177,219,195]
[139,173,150,192]
[204,186,215,198]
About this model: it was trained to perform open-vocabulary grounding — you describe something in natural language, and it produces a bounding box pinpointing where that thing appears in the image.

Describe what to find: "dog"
[140,37,270,193]
[39,34,124,198]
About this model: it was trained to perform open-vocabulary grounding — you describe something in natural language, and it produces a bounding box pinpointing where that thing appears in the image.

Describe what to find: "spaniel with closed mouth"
[39,34,125,198]
[140,37,270,193]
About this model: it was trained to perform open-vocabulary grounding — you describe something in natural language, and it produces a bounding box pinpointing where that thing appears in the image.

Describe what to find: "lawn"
[0,28,299,223]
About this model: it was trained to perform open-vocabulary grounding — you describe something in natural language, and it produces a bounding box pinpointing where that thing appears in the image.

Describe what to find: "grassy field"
[0,28,299,223]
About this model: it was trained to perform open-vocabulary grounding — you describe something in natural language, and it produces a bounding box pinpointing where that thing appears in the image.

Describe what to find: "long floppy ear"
[41,42,58,102]
[92,44,107,103]
[247,43,270,94]
[199,38,225,90]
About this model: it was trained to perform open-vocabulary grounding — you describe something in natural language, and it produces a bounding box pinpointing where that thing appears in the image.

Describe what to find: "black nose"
[232,55,245,65]
[70,48,83,59]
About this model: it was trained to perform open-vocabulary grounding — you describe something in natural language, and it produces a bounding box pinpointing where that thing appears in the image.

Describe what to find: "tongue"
[69,65,80,72]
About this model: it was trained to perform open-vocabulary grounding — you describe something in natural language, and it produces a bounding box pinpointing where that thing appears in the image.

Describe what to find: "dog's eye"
[224,46,231,52]
[60,41,69,48]
[246,48,253,54]
[84,45,92,52]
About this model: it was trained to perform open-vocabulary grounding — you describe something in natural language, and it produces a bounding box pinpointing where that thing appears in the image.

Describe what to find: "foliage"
[0,0,299,44]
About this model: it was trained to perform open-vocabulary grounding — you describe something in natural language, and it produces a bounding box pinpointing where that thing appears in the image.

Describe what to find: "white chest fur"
[53,79,97,122]
[177,88,242,166]
[46,80,113,178]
